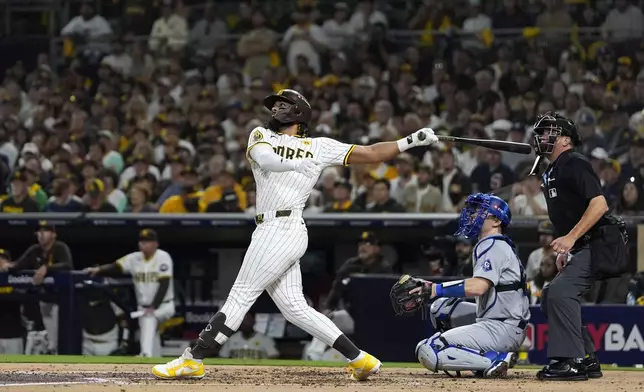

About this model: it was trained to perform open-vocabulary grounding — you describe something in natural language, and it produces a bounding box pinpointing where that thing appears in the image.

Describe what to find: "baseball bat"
[436,135,533,155]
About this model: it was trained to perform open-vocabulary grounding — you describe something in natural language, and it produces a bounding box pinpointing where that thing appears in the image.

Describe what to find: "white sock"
[348,351,365,363]
[184,347,203,363]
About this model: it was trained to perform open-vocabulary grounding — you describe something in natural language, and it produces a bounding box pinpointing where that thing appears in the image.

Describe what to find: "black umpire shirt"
[541,150,610,246]
[11,241,73,273]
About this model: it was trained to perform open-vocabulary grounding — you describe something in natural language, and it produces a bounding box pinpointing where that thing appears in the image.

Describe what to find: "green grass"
[0,355,642,371]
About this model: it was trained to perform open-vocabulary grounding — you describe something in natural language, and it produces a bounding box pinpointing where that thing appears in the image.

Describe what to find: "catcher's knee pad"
[430,298,477,332]
[198,311,234,347]
[416,332,495,373]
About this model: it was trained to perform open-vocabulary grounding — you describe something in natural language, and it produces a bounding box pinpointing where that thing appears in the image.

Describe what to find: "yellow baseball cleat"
[346,352,382,381]
[152,348,205,380]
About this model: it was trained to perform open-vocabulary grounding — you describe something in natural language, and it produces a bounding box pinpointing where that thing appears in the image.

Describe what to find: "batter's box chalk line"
[0,375,129,388]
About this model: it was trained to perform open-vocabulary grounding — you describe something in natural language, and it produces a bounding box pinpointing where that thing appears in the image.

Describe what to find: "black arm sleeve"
[10,245,38,271]
[324,260,354,310]
[47,243,73,272]
[98,263,123,276]
[324,277,343,310]
[571,158,603,202]
[149,278,170,309]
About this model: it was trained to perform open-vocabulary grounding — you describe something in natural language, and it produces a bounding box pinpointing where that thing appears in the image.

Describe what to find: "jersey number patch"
[548,188,557,198]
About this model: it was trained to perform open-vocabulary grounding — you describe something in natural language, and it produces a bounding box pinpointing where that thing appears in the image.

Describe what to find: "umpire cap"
[537,220,554,235]
[139,228,158,242]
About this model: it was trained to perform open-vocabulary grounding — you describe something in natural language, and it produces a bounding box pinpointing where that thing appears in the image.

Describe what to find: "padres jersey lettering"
[132,271,161,283]
[247,126,355,212]
[273,146,314,159]
[117,249,174,306]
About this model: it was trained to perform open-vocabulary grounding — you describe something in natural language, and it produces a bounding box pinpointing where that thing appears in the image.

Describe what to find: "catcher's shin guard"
[416,333,510,376]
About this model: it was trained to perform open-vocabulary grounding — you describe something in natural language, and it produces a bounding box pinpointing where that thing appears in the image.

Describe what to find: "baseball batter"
[85,229,175,357]
[390,193,530,377]
[152,89,438,381]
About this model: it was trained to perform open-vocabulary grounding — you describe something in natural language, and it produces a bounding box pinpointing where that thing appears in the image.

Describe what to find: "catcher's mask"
[455,193,511,239]
[390,275,430,319]
[263,89,312,136]
[532,111,581,155]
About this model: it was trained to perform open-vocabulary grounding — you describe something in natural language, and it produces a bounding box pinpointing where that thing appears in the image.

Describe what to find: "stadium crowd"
[0,0,644,216]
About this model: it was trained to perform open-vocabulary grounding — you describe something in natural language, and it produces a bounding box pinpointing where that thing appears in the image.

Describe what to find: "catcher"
[391,193,530,377]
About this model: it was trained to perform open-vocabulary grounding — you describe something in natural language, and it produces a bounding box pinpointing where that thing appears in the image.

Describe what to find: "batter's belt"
[255,209,302,225]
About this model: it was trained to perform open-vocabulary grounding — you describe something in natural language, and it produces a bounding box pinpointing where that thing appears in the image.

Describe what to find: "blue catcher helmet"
[455,193,512,239]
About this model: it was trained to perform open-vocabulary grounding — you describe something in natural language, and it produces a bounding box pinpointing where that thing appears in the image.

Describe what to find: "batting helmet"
[532,111,581,155]
[455,193,512,239]
[263,89,312,136]
[537,220,554,235]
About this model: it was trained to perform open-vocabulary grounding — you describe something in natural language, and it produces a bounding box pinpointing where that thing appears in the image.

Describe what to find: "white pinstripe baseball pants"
[218,216,343,347]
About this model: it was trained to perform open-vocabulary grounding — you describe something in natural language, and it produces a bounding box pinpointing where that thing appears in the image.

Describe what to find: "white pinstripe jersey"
[116,249,174,307]
[246,126,354,213]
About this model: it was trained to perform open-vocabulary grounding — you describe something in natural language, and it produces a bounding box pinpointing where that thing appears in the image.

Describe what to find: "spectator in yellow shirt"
[159,166,205,213]
[201,170,247,211]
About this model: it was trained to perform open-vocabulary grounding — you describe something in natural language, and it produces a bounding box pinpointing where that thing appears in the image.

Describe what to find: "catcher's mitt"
[390,275,433,319]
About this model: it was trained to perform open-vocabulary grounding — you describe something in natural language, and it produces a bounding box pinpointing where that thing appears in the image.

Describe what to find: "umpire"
[532,112,628,381]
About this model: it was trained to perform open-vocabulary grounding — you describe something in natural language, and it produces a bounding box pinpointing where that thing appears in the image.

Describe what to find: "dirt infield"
[0,363,641,392]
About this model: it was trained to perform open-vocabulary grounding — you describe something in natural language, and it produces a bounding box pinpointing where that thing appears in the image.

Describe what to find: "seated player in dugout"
[219,312,279,360]
[390,193,530,378]
[84,229,175,357]
[159,165,206,213]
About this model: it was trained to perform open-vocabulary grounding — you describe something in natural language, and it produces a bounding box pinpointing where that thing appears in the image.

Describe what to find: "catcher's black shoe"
[536,359,588,381]
[584,353,603,378]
